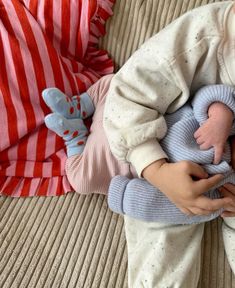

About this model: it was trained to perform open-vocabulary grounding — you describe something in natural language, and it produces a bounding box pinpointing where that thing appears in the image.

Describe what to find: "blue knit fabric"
[108,84,235,224]
[44,113,88,157]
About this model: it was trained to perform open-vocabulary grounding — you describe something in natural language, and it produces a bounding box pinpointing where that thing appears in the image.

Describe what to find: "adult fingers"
[222,206,235,212]
[186,161,208,179]
[195,174,224,193]
[221,211,235,218]
[180,204,214,216]
[179,207,194,216]
[221,183,235,196]
[218,186,235,206]
[190,207,214,216]
[194,195,232,211]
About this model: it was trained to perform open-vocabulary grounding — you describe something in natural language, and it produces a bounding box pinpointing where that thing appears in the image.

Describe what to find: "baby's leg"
[65,113,135,195]
[43,74,134,195]
[44,110,133,195]
[125,216,204,288]
[222,217,235,274]
[65,74,136,194]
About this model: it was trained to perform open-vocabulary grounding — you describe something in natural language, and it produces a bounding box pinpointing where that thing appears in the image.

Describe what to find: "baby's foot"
[45,113,88,157]
[42,88,95,119]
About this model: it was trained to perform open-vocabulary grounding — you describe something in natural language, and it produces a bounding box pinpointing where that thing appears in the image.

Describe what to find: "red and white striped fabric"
[0,0,114,197]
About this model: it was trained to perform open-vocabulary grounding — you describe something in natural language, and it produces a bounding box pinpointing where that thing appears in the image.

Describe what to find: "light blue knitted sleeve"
[192,84,235,125]
[108,174,235,224]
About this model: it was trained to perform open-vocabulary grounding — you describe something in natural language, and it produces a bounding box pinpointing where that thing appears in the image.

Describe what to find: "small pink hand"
[194,102,233,164]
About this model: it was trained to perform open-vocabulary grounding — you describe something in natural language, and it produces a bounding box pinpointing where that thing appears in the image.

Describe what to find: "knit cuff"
[192,84,235,124]
[108,176,130,215]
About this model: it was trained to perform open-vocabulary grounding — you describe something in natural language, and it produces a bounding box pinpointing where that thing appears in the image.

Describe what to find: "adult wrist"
[127,139,168,177]
[142,158,167,182]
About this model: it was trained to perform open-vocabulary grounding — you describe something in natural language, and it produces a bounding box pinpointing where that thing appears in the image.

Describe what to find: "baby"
[42,75,235,224]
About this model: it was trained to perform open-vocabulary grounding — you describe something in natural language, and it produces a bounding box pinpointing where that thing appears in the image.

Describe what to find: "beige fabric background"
[0,0,235,287]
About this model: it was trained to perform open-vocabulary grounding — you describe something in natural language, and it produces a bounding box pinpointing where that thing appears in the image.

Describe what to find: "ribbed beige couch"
[0,1,235,287]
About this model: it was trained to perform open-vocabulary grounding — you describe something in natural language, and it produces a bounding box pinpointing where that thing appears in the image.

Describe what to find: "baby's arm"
[192,85,235,164]
[194,102,233,164]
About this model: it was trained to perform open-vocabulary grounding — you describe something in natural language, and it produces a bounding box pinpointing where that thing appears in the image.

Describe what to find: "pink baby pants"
[65,74,137,194]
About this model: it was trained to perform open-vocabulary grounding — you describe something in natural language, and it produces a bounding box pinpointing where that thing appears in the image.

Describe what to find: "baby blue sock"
[42,88,95,119]
[45,113,88,157]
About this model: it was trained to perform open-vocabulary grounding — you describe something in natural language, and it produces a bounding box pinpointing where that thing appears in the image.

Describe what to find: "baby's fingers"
[199,142,211,150]
[194,127,201,139]
[196,174,224,193]
[213,145,224,164]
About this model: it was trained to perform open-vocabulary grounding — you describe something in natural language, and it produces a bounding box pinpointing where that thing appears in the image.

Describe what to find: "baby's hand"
[194,102,233,164]
[143,159,233,215]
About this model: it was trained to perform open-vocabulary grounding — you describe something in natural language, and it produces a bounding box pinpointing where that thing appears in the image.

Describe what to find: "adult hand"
[143,159,234,216]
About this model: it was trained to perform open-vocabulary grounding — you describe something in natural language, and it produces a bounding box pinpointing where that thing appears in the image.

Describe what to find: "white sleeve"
[103,2,226,176]
[103,50,182,176]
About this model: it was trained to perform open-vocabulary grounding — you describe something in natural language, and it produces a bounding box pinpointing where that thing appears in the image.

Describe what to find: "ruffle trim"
[0,0,115,198]
[0,175,72,197]
[84,0,115,76]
